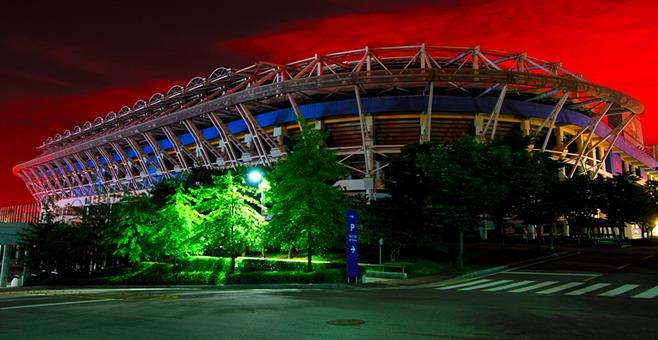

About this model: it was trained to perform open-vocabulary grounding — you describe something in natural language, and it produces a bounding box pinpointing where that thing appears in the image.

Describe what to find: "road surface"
[1,247,658,339]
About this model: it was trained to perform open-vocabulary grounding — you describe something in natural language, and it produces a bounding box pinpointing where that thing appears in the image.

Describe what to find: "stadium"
[12,44,658,208]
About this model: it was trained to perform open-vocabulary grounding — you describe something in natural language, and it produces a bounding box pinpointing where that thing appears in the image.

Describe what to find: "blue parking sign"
[345,210,359,281]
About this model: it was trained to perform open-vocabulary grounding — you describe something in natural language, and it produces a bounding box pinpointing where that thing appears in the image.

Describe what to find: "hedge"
[226,269,344,284]
[239,258,341,273]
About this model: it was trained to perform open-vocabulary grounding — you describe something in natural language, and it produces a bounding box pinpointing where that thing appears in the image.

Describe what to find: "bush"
[240,258,340,272]
[106,262,175,285]
[227,269,344,284]
[177,256,231,272]
[106,257,231,285]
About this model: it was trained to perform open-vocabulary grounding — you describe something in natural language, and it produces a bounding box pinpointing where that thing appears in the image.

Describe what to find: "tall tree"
[417,136,513,267]
[156,187,205,259]
[512,151,564,251]
[111,194,159,263]
[600,173,651,240]
[267,122,346,272]
[639,180,658,238]
[193,171,264,272]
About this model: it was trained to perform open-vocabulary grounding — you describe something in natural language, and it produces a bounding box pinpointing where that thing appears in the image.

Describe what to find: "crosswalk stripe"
[437,279,492,290]
[536,282,584,295]
[459,280,513,291]
[564,283,610,296]
[509,281,558,293]
[632,285,658,299]
[483,280,535,292]
[598,284,640,297]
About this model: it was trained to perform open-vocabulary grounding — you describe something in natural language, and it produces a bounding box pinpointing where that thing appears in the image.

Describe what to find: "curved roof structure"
[12,44,654,205]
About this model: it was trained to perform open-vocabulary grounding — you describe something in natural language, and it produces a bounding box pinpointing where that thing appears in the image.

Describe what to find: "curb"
[427,250,580,287]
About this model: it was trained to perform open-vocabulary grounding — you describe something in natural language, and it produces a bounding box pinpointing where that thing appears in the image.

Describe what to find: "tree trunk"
[230,255,236,273]
[287,246,293,259]
[458,229,464,269]
[536,225,542,255]
[492,215,505,247]
[306,226,312,272]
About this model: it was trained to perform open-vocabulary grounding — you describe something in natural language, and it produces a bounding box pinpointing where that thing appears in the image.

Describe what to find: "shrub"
[227,268,344,284]
[240,258,340,273]
[177,256,231,272]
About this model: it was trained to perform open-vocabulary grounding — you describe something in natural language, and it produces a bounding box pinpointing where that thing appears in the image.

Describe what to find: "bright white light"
[247,169,263,184]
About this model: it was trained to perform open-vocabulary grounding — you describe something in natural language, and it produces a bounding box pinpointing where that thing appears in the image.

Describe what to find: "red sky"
[1,0,657,205]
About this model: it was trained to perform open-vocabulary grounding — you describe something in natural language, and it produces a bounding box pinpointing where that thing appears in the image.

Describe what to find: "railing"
[0,203,41,223]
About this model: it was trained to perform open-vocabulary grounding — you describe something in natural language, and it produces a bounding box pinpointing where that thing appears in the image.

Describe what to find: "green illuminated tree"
[112,194,159,263]
[193,171,264,272]
[267,122,347,272]
[156,187,205,258]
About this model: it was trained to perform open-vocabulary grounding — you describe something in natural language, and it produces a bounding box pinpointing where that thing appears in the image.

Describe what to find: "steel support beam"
[592,113,638,177]
[535,93,569,151]
[142,132,175,176]
[162,126,192,171]
[567,102,613,177]
[110,142,144,188]
[481,85,508,139]
[182,119,225,166]
[207,112,245,166]
[420,82,434,143]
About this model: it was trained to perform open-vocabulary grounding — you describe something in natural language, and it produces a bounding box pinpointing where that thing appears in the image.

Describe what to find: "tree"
[267,121,347,272]
[193,171,264,272]
[512,151,564,251]
[111,194,160,263]
[639,180,658,238]
[156,186,205,259]
[558,175,605,237]
[600,173,652,240]
[417,136,513,267]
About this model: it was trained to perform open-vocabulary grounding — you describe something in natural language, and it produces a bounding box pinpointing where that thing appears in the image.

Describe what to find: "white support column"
[125,137,159,181]
[0,244,9,288]
[420,82,434,143]
[354,85,375,200]
[592,113,637,177]
[142,132,176,176]
[481,85,508,139]
[540,93,569,151]
[162,126,192,171]
[287,94,304,129]
[520,119,531,137]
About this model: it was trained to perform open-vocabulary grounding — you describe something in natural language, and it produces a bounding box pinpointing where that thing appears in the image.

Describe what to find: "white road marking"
[536,282,584,295]
[632,285,658,299]
[459,280,513,291]
[504,271,599,277]
[437,279,492,290]
[564,283,610,296]
[509,281,558,293]
[641,255,654,261]
[0,299,115,311]
[615,264,631,270]
[598,284,640,297]
[483,280,535,292]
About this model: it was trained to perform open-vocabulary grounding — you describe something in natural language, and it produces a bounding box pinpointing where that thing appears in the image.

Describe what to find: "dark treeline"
[19,132,658,278]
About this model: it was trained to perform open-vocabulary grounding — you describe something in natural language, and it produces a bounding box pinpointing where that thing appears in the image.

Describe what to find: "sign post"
[345,210,359,283]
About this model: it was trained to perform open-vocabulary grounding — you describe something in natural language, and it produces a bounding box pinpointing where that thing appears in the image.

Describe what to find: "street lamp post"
[246,168,268,215]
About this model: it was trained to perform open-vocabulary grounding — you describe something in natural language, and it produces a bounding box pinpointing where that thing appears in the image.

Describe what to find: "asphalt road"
[2,247,658,339]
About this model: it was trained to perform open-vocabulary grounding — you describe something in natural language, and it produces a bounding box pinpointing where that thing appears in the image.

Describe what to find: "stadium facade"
[12,45,658,207]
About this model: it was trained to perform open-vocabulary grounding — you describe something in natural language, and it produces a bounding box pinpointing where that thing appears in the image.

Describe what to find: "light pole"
[379,238,383,265]
[246,168,268,215]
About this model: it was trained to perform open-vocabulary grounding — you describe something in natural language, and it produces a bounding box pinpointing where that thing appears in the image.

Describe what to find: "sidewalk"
[364,249,579,288]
